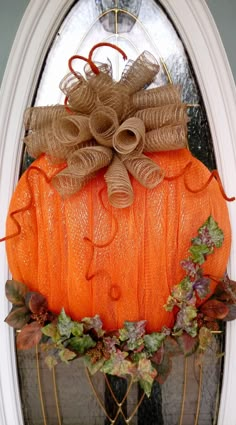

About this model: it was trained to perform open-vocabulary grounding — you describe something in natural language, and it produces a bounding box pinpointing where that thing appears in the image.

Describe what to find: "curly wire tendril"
[20,42,234,210]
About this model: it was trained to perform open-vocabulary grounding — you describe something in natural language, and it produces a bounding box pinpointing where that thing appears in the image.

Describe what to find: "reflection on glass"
[19,1,221,424]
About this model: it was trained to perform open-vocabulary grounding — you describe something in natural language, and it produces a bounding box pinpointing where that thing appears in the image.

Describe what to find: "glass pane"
[18,1,222,424]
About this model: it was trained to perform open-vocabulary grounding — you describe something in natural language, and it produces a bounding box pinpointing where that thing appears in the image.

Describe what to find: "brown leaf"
[17,322,42,350]
[25,292,48,314]
[5,306,30,329]
[200,299,229,319]
[177,333,198,356]
[155,355,172,384]
[5,280,28,305]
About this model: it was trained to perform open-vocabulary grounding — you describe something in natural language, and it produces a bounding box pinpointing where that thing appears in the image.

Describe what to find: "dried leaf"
[25,291,48,314]
[5,280,28,305]
[200,299,229,319]
[4,306,30,329]
[17,322,42,350]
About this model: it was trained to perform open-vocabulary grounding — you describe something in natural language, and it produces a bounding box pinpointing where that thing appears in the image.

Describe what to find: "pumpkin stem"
[88,42,128,63]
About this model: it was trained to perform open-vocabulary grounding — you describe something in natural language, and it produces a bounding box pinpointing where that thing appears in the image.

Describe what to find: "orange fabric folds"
[6,149,231,332]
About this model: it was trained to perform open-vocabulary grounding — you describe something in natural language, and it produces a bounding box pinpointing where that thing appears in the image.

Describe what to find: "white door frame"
[0,1,236,424]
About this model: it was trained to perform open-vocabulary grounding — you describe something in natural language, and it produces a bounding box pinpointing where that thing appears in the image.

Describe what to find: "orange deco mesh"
[5,148,231,332]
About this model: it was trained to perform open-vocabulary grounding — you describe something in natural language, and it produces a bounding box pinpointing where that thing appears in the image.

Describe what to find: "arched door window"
[0,1,236,425]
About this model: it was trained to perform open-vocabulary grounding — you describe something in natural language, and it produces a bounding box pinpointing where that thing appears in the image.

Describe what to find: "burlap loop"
[132,84,181,109]
[89,106,119,147]
[53,115,92,146]
[144,125,188,152]
[123,153,164,189]
[113,117,145,155]
[24,44,189,208]
[119,51,160,94]
[135,104,188,131]
[104,155,134,208]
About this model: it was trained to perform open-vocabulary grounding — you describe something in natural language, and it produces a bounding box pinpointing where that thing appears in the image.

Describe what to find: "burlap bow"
[24,44,188,208]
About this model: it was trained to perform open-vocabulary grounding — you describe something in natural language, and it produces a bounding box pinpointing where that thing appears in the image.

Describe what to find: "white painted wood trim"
[0,0,236,424]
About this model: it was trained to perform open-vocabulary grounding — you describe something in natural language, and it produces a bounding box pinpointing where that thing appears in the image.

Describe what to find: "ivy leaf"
[5,280,28,305]
[144,333,165,354]
[193,277,210,299]
[103,336,120,353]
[101,350,135,376]
[84,356,105,375]
[59,348,77,363]
[119,320,147,350]
[198,326,213,351]
[177,333,198,356]
[164,336,182,357]
[68,335,96,354]
[4,306,30,329]
[45,355,58,370]
[42,322,61,343]
[200,299,229,319]
[17,322,42,350]
[180,259,199,277]
[25,292,48,314]
[155,355,172,384]
[71,322,84,337]
[136,358,157,397]
[82,315,104,337]
[57,309,73,338]
[202,216,224,248]
[189,244,210,264]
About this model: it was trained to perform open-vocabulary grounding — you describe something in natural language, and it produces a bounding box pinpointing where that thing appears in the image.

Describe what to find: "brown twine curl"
[52,115,92,147]
[113,117,145,155]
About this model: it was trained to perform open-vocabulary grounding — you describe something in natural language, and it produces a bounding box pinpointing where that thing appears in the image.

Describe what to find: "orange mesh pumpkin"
[5,148,231,332]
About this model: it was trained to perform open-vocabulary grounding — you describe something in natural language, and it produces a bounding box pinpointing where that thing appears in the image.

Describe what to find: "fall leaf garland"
[4,216,236,397]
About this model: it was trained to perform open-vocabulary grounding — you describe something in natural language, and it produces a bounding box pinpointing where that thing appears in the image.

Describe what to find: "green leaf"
[68,335,96,354]
[42,322,61,343]
[71,322,84,337]
[139,379,153,398]
[57,309,73,338]
[5,280,29,305]
[119,320,146,350]
[59,348,77,363]
[189,244,210,264]
[17,322,42,350]
[144,333,165,353]
[4,306,30,329]
[84,356,105,375]
[45,355,58,370]
[25,292,48,314]
[101,350,135,376]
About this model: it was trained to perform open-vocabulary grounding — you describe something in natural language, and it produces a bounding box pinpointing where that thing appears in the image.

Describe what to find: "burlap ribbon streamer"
[24,47,188,208]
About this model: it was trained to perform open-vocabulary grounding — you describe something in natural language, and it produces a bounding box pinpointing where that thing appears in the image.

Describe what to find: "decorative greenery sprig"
[4,216,236,397]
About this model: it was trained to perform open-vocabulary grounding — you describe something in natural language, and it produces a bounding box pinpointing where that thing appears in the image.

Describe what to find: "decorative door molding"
[0,1,235,423]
